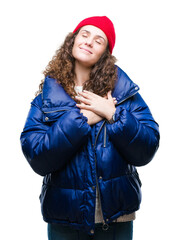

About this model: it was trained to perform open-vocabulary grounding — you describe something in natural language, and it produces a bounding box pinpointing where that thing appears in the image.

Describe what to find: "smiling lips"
[79,47,93,54]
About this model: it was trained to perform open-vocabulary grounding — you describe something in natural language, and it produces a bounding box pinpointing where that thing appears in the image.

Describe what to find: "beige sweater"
[95,184,135,223]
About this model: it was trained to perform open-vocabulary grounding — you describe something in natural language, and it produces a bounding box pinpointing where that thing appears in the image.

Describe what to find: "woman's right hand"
[80,109,103,125]
[76,91,117,121]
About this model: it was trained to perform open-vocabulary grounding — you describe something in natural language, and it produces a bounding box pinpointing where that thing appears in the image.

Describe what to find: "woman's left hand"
[76,90,117,121]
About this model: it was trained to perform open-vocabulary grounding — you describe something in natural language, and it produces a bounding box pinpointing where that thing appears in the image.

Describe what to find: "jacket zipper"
[103,124,107,148]
[94,121,106,147]
[93,121,109,230]
[43,109,69,114]
[94,151,109,230]
[93,88,139,230]
[116,88,139,106]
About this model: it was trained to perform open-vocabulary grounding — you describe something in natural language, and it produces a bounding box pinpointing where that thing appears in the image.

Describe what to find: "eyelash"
[82,34,102,44]
[96,40,101,45]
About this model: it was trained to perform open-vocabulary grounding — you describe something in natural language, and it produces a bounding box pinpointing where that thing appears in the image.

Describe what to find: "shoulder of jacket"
[31,93,43,109]
[113,65,139,102]
[115,65,138,86]
[31,75,57,108]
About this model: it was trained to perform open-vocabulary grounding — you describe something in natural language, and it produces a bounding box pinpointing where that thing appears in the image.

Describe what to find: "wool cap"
[73,16,116,54]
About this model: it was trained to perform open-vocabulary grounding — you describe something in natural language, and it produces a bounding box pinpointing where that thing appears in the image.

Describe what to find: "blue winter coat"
[20,66,159,235]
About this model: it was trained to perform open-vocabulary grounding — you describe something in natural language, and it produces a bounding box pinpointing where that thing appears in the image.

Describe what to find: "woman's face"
[72,25,108,68]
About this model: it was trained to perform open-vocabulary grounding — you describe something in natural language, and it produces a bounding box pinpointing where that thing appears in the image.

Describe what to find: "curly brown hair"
[37,31,117,98]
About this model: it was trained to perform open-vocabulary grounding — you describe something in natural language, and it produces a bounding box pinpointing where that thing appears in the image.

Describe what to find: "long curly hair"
[37,30,117,98]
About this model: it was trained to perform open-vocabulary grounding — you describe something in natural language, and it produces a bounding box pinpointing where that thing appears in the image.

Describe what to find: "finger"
[78,91,93,100]
[107,91,113,100]
[82,90,99,98]
[75,96,91,105]
[82,90,94,95]
[76,103,92,110]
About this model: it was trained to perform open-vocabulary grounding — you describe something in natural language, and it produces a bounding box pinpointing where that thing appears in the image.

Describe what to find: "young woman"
[20,16,160,240]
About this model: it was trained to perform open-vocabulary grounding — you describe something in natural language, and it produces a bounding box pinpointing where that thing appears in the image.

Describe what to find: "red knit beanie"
[73,16,116,54]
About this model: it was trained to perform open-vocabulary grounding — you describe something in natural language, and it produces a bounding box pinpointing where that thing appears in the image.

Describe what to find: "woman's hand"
[80,109,103,125]
[76,90,117,121]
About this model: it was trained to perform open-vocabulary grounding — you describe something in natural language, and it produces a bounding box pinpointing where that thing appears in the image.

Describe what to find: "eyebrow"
[81,30,106,42]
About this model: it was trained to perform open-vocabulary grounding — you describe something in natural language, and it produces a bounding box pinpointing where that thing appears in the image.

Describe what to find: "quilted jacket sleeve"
[107,93,160,166]
[20,95,91,176]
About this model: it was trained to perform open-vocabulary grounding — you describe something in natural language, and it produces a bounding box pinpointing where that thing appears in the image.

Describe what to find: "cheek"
[72,45,76,57]
[72,42,79,58]
[72,37,83,57]
[95,47,106,59]
[73,35,83,47]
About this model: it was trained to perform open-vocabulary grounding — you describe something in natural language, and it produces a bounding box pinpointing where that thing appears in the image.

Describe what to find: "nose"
[85,37,93,47]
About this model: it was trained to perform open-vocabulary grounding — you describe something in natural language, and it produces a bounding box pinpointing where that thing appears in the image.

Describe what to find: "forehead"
[80,25,107,40]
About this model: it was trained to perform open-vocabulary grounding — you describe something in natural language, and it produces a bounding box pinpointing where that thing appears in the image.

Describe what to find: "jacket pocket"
[42,108,70,123]
[40,184,84,223]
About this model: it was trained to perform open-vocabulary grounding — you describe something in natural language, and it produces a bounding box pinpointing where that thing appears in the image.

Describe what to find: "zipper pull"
[102,220,109,231]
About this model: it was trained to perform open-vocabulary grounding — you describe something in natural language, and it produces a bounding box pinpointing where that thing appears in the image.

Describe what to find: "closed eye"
[95,40,102,44]
[82,33,88,38]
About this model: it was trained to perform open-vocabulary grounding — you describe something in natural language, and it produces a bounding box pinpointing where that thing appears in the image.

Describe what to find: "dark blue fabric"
[48,221,133,240]
[20,66,159,235]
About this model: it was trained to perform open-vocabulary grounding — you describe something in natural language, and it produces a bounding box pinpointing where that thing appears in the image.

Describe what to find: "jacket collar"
[42,66,139,109]
[112,66,139,105]
[42,76,77,110]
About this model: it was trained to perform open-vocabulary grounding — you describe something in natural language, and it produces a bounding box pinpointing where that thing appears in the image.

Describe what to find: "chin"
[79,60,94,68]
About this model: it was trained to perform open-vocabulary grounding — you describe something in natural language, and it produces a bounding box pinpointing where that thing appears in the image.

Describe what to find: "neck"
[74,61,91,86]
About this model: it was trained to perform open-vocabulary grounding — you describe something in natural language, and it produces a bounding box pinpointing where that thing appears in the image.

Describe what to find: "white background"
[1,0,180,239]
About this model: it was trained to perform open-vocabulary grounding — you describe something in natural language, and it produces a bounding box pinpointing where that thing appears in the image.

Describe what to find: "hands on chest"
[75,90,117,125]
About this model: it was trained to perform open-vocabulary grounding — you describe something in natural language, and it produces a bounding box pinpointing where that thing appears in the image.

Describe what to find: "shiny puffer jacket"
[20,66,159,235]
